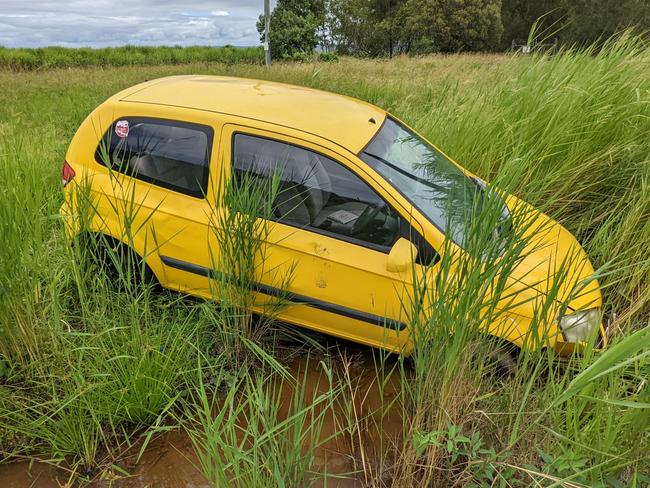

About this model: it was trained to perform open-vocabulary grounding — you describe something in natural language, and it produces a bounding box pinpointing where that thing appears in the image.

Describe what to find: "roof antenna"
[368,117,376,124]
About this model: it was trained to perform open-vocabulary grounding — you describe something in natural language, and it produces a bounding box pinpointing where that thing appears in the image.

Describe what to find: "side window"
[232,133,402,250]
[95,117,213,198]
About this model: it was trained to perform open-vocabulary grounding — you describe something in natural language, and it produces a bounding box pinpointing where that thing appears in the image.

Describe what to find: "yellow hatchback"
[60,75,604,356]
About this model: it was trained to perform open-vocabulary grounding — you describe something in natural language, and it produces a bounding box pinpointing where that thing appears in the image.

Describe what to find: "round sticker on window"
[115,120,129,138]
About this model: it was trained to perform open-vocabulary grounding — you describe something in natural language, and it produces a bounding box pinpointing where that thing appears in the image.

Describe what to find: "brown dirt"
[0,348,404,487]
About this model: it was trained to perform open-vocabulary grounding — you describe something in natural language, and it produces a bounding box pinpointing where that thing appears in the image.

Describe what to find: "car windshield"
[360,117,508,251]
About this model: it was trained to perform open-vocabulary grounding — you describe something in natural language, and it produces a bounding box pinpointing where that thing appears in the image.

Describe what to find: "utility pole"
[264,0,271,65]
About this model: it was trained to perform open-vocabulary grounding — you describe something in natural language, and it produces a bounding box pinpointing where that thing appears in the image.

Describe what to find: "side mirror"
[386,237,418,272]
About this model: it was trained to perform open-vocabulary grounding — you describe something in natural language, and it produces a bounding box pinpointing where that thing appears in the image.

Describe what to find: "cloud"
[0,1,272,48]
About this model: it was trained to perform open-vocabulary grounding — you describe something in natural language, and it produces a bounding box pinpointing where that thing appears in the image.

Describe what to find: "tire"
[78,233,157,287]
[489,341,520,377]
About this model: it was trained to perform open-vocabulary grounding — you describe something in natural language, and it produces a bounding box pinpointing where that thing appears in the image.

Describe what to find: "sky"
[0,1,276,48]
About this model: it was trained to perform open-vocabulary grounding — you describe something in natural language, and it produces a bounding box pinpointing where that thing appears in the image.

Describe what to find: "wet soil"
[0,348,404,487]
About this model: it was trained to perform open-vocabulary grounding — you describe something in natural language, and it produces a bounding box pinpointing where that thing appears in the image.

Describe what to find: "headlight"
[559,308,600,343]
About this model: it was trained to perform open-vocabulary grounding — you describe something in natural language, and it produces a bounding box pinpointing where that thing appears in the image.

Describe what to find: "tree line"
[258,0,650,58]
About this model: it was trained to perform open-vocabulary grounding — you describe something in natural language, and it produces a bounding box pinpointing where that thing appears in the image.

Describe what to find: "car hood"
[502,198,602,318]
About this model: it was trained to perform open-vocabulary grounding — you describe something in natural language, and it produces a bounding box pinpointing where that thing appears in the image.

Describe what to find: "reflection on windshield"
[360,117,508,251]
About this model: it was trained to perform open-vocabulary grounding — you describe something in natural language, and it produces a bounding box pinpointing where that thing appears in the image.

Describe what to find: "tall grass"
[0,35,648,486]
[186,359,339,487]
[0,45,264,70]
[207,168,291,357]
[387,183,650,486]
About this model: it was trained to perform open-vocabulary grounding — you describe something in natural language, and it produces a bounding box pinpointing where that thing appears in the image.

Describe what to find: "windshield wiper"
[362,151,448,192]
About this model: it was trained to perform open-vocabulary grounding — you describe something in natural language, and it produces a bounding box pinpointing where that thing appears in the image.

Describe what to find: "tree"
[330,0,502,55]
[500,0,562,47]
[324,0,650,57]
[330,0,405,57]
[562,0,650,45]
[500,0,650,48]
[257,0,325,59]
[400,0,503,53]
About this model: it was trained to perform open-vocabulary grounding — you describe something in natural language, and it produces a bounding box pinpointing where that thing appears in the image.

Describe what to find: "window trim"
[231,131,439,262]
[94,116,214,199]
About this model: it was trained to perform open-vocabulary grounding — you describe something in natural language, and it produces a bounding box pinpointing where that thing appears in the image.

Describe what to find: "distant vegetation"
[0,45,264,70]
[3,1,648,68]
[259,0,650,58]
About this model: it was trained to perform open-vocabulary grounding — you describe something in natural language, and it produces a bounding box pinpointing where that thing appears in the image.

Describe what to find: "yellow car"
[60,75,604,356]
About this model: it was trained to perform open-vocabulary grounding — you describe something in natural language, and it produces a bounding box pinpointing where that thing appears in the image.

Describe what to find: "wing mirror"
[387,237,418,272]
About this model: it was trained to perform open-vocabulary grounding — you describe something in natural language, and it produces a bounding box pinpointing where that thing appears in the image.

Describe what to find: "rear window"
[95,117,213,198]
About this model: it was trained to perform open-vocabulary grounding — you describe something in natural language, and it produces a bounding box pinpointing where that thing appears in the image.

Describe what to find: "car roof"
[116,75,386,154]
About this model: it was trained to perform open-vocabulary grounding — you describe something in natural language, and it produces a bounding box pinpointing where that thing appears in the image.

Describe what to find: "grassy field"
[0,37,649,486]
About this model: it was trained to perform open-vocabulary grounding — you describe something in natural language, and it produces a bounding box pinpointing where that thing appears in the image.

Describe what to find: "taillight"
[62,160,76,187]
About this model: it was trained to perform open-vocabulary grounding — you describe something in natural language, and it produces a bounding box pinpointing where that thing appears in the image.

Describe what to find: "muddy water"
[0,350,404,487]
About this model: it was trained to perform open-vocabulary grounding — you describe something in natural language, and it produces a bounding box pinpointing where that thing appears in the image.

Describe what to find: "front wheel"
[489,342,520,376]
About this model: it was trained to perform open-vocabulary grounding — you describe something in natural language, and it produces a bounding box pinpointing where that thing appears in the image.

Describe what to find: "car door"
[91,111,220,294]
[222,124,436,353]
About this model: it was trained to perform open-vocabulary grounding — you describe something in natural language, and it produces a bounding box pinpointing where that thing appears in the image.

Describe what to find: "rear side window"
[95,117,213,198]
